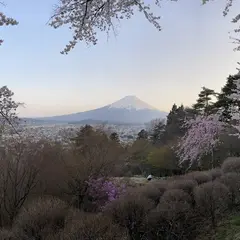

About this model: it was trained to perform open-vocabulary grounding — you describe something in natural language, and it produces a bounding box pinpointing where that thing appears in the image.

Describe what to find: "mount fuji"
[36,96,167,124]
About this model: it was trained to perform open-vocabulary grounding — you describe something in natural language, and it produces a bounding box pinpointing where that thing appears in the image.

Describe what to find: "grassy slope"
[215,215,240,240]
[198,215,240,240]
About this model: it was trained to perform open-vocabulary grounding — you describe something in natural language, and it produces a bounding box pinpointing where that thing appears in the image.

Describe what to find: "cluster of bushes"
[0,125,240,239]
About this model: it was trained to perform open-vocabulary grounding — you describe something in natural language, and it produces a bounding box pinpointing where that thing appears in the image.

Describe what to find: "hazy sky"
[1,0,240,117]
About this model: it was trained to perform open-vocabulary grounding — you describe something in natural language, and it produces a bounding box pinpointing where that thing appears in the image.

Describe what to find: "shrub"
[62,211,127,240]
[168,179,197,195]
[194,181,229,228]
[220,172,240,207]
[167,179,197,206]
[185,171,212,185]
[13,196,69,239]
[86,178,126,211]
[105,193,154,240]
[158,189,192,217]
[148,189,194,239]
[139,181,167,205]
[222,157,240,174]
[0,229,16,240]
[208,168,222,180]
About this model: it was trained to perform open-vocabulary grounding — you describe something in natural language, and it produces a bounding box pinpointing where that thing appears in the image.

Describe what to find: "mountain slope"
[37,96,167,124]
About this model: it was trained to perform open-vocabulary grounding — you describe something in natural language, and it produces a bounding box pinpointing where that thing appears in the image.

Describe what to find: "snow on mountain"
[108,95,156,110]
[35,96,167,124]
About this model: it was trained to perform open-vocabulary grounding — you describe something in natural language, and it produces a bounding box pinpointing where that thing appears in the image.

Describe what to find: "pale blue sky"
[0,0,240,117]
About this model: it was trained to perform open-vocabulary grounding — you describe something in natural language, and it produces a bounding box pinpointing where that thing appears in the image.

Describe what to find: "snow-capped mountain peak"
[108,95,157,110]
[36,95,167,123]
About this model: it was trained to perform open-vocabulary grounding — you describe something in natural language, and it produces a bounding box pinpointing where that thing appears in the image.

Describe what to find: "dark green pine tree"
[137,129,148,140]
[71,124,94,146]
[192,87,216,114]
[109,132,120,143]
[163,104,187,142]
[214,73,240,122]
[149,119,165,145]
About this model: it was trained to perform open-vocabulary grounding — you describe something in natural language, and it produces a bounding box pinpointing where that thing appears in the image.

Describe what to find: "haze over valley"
[16,96,167,143]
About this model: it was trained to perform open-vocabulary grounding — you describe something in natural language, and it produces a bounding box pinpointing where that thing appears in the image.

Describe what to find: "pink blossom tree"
[86,177,126,210]
[176,114,226,169]
[49,0,240,54]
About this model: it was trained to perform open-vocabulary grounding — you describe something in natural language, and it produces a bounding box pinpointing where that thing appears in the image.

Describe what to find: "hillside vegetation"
[1,70,240,239]
[0,124,238,240]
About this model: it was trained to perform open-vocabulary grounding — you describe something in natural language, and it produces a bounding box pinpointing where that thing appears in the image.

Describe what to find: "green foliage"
[214,73,240,122]
[192,87,217,114]
[164,104,188,142]
[147,145,179,176]
[109,132,120,144]
[149,119,165,145]
[127,139,154,175]
[137,129,148,140]
[212,215,240,240]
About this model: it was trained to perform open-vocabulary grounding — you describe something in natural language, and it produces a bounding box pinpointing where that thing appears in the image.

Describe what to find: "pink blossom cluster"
[176,114,226,168]
[86,177,126,208]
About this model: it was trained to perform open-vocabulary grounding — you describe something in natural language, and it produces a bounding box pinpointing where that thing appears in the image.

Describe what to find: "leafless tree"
[0,86,22,136]
[0,137,42,226]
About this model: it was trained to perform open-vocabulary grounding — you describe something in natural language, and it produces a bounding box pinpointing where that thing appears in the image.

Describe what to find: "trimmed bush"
[105,193,153,240]
[0,229,16,240]
[168,179,197,195]
[148,189,194,239]
[194,181,229,228]
[13,196,69,239]
[62,210,126,240]
[158,189,192,217]
[185,171,212,185]
[139,181,167,205]
[220,172,240,207]
[222,157,240,174]
[167,179,197,207]
[208,168,222,180]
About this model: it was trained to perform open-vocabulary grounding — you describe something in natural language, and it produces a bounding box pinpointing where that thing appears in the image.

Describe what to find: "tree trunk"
[211,148,214,169]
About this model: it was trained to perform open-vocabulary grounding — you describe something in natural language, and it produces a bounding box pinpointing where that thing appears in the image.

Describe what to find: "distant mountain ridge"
[34,96,167,124]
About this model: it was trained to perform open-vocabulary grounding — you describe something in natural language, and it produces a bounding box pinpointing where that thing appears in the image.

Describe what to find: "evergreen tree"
[163,104,187,142]
[149,119,165,145]
[192,87,216,114]
[110,132,120,143]
[214,73,240,122]
[137,129,148,140]
[71,125,94,147]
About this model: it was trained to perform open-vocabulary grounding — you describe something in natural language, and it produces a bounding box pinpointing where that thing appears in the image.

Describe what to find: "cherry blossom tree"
[176,114,226,169]
[49,0,162,54]
[49,0,240,54]
[0,2,18,46]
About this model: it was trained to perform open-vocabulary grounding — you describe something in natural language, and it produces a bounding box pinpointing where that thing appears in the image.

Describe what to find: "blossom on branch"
[86,177,126,209]
[0,3,18,45]
[49,0,162,54]
[176,114,226,168]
